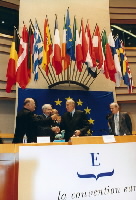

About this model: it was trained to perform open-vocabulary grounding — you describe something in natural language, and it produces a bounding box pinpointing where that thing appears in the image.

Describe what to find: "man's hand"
[51,126,60,134]
[51,114,58,120]
[73,130,81,136]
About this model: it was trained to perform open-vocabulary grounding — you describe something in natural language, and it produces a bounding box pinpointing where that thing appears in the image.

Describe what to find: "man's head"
[110,102,119,114]
[42,104,52,116]
[66,99,75,112]
[24,98,36,112]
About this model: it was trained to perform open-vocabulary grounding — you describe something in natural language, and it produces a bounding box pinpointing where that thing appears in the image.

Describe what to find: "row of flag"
[6,8,134,93]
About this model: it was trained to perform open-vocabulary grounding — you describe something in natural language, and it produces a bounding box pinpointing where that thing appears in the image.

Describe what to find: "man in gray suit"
[108,102,132,135]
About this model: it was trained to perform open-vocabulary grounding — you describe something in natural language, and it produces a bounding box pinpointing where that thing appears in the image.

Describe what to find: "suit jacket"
[36,114,55,142]
[13,109,53,143]
[108,112,132,135]
[13,108,37,143]
[60,110,90,142]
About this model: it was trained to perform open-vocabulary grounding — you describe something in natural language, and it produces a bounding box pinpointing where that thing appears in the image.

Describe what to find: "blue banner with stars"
[18,88,114,136]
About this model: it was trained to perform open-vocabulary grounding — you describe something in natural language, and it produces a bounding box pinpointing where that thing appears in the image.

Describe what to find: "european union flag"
[65,9,73,59]
[18,88,114,136]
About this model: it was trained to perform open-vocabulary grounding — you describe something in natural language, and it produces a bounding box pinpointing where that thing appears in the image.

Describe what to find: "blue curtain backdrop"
[18,88,114,136]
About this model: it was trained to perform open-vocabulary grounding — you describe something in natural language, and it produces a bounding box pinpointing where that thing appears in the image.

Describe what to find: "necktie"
[69,112,72,119]
[115,114,119,135]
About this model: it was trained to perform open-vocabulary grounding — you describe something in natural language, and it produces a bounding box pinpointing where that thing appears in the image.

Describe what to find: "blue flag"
[18,88,114,136]
[65,9,73,58]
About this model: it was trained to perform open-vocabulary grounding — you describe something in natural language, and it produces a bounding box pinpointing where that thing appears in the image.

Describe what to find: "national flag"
[85,22,97,78]
[6,28,20,93]
[42,18,53,75]
[52,16,62,75]
[28,23,34,80]
[65,8,73,59]
[108,31,122,87]
[120,40,134,93]
[33,21,43,80]
[16,25,29,89]
[101,30,116,82]
[80,19,88,63]
[92,24,103,69]
[114,36,125,75]
[62,16,70,70]
[73,17,83,72]
[85,22,96,68]
[80,19,96,78]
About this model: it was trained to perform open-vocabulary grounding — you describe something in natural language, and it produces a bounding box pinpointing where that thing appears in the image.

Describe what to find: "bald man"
[13,98,58,143]
[60,99,90,142]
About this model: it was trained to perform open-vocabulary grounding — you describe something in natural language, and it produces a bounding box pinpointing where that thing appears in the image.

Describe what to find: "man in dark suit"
[108,102,132,135]
[13,98,58,143]
[37,104,60,142]
[60,99,90,142]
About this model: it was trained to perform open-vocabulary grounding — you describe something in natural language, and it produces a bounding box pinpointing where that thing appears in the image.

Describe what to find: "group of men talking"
[13,98,90,143]
[12,98,132,144]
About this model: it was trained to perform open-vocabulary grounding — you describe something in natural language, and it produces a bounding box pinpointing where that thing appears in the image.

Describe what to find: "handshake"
[51,114,61,123]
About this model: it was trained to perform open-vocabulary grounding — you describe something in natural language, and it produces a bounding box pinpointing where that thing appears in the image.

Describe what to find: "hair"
[24,98,34,106]
[66,99,75,105]
[42,104,52,110]
[110,102,119,108]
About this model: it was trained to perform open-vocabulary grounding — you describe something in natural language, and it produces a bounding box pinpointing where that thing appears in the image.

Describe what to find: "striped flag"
[52,16,62,75]
[62,16,70,70]
[6,27,20,92]
[108,31,122,87]
[101,30,116,82]
[73,17,83,72]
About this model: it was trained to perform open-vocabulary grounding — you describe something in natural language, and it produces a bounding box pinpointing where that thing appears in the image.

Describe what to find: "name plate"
[37,136,50,143]
[102,135,116,143]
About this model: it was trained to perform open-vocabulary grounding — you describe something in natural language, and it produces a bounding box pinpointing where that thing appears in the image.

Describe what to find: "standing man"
[37,104,60,142]
[13,98,58,143]
[61,99,90,142]
[108,102,132,135]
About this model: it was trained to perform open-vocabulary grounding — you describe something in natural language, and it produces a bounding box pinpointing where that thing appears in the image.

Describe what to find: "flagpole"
[38,66,50,85]
[80,63,87,84]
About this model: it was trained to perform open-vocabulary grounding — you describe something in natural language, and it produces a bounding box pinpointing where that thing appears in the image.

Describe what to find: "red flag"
[102,30,116,82]
[80,19,88,62]
[73,17,83,72]
[42,18,53,75]
[92,24,103,69]
[52,17,62,75]
[16,25,29,89]
[85,23,96,67]
[6,28,20,93]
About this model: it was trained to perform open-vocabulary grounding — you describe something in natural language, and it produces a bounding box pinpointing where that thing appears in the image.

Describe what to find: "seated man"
[37,104,60,142]
[60,99,90,142]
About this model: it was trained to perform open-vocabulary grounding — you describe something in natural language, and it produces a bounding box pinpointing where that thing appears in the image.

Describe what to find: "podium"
[70,135,136,144]
[0,136,136,200]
